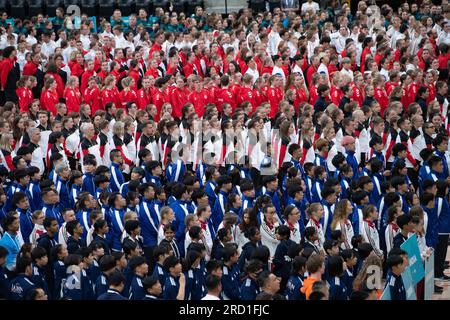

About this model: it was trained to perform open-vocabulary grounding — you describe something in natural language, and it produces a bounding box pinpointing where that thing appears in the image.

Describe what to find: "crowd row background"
[0,0,448,300]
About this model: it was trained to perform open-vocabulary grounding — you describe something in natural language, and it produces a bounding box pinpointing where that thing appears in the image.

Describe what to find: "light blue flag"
[424,251,435,300]
[402,267,417,300]
[400,234,425,285]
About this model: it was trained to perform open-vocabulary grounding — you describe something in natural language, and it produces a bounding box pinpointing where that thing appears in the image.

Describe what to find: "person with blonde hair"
[0,132,14,171]
[119,77,138,109]
[331,199,354,250]
[63,76,82,114]
[101,74,121,110]
[305,202,325,250]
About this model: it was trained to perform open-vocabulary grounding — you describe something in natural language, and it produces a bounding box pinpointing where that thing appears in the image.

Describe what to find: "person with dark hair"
[123,219,144,254]
[273,225,296,292]
[66,220,86,254]
[240,259,263,300]
[29,246,50,296]
[151,244,171,288]
[433,134,450,178]
[385,254,406,300]
[128,256,148,300]
[327,255,347,300]
[285,255,306,300]
[212,175,233,229]
[25,287,48,300]
[108,192,127,252]
[160,223,181,259]
[170,182,195,258]
[51,244,68,300]
[220,243,240,300]
[97,270,127,300]
[36,217,59,257]
[350,190,369,235]
[0,213,21,272]
[12,191,33,245]
[94,255,117,299]
[8,256,36,300]
[261,175,282,223]
[142,276,162,300]
[163,255,185,300]
[1,46,20,102]
[201,274,222,300]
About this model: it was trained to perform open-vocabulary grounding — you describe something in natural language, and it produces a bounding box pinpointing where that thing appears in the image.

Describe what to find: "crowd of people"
[0,0,449,301]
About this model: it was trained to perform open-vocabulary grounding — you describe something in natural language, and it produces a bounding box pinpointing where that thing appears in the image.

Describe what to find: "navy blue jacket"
[386,271,406,300]
[152,262,167,289]
[221,263,240,300]
[63,268,95,300]
[285,275,305,300]
[53,260,66,300]
[67,236,86,254]
[27,179,42,212]
[110,162,125,193]
[98,289,127,300]
[9,274,35,300]
[237,241,258,271]
[82,172,96,195]
[31,264,51,299]
[18,208,33,244]
[0,267,9,299]
[328,276,348,300]
[273,239,296,282]
[95,273,109,298]
[129,274,146,300]
[139,198,160,247]
[240,277,260,300]
[163,275,180,300]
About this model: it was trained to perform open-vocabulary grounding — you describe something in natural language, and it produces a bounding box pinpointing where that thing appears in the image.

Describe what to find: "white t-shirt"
[301,1,320,14]
[201,294,220,300]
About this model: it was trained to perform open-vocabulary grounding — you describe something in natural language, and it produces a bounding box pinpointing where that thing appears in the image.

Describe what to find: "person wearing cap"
[342,135,359,182]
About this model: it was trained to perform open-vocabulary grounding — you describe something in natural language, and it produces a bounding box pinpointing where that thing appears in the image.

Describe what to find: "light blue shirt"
[0,232,21,271]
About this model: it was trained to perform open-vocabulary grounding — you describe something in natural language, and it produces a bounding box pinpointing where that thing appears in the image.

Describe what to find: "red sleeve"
[81,146,90,157]
[267,89,280,118]
[3,153,14,171]
[0,59,12,90]
[385,138,396,161]
[278,143,287,169]
[115,144,132,166]
[63,139,73,157]
[99,145,105,158]
[401,141,417,166]
[300,148,308,165]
